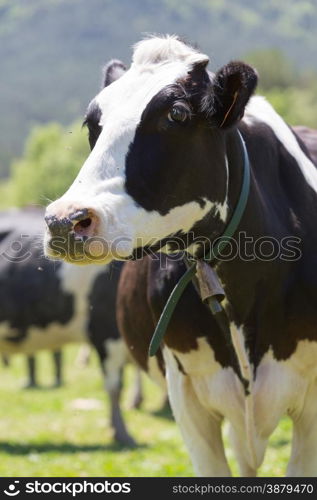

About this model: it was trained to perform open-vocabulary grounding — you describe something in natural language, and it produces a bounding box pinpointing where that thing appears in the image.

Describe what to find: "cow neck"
[148,127,258,470]
[149,128,251,363]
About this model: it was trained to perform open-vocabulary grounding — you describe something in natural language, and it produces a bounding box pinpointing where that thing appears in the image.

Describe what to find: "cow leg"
[75,344,91,366]
[24,355,38,388]
[129,367,143,409]
[164,350,231,476]
[228,424,257,477]
[52,350,63,387]
[287,382,317,476]
[103,339,136,447]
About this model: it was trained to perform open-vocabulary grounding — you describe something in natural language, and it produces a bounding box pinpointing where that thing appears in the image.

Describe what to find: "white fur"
[215,200,228,223]
[147,354,166,390]
[163,334,317,476]
[132,35,209,67]
[245,96,317,194]
[163,345,231,476]
[229,323,257,470]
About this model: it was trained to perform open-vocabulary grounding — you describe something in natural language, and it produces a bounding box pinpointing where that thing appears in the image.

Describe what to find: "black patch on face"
[83,100,102,150]
[125,81,228,217]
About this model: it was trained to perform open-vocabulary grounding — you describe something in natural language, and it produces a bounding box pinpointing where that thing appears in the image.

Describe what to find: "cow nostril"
[75,217,91,229]
[45,208,98,239]
[73,217,93,236]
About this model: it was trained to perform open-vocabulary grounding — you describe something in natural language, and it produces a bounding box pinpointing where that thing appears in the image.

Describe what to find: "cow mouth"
[44,230,133,265]
[44,232,110,265]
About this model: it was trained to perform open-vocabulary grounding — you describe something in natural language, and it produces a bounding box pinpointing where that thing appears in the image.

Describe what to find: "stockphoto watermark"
[0,231,302,266]
[2,479,131,496]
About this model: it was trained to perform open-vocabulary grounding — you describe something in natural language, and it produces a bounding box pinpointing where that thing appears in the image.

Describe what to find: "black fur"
[83,100,102,150]
[202,61,258,128]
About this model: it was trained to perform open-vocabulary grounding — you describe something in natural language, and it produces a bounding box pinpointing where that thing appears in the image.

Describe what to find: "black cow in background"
[25,350,63,388]
[0,206,139,446]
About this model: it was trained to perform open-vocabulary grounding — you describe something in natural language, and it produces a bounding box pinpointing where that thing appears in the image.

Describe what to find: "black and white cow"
[44,36,317,476]
[0,206,138,446]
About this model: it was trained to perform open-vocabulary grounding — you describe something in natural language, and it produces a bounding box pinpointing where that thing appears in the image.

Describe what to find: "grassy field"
[0,346,292,477]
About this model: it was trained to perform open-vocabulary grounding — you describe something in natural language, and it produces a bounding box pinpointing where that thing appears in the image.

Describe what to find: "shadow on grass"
[151,402,174,421]
[22,384,63,391]
[0,441,148,455]
[270,438,290,448]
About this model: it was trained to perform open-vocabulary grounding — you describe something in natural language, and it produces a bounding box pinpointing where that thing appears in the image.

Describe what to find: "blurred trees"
[1,46,316,209]
[1,0,317,177]
[0,122,89,207]
[244,48,317,127]
[245,49,297,90]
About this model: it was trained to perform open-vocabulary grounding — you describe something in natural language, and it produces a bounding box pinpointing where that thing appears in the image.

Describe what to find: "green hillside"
[0,0,316,176]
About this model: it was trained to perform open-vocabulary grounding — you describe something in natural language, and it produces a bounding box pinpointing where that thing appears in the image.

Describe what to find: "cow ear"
[102,59,126,88]
[202,61,257,128]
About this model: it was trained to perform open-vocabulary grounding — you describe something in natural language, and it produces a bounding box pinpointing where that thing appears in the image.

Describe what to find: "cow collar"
[149,129,251,362]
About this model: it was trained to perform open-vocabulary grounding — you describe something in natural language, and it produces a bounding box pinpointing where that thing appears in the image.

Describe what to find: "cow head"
[44,36,257,264]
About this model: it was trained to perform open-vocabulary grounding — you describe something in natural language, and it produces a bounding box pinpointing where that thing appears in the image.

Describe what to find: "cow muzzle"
[44,205,109,264]
[45,208,94,238]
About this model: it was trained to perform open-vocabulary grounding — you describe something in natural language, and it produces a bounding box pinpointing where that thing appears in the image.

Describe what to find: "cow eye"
[167,104,189,123]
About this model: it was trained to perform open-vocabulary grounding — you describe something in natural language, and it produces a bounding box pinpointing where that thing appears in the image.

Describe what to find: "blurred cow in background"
[24,350,63,388]
[0,206,139,446]
[293,126,317,165]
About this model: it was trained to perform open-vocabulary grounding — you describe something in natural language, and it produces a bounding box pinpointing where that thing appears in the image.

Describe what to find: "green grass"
[0,346,291,477]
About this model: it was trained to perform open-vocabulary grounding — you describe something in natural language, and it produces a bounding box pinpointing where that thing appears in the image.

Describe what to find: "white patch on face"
[46,37,214,261]
[245,96,317,194]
